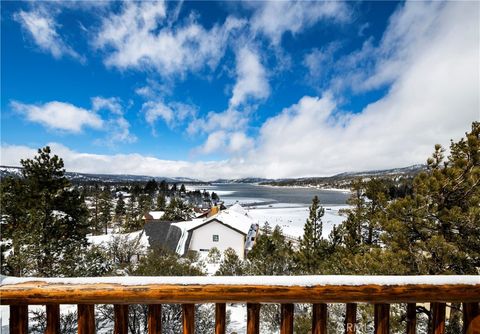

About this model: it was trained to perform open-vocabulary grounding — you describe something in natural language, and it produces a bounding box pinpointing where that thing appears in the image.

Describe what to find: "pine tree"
[155,192,166,210]
[115,193,126,217]
[98,190,112,234]
[1,146,89,276]
[297,195,325,273]
[216,248,244,276]
[381,122,480,274]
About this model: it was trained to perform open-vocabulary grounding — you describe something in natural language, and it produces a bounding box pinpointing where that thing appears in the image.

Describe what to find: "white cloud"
[189,46,267,154]
[11,98,136,145]
[229,47,270,108]
[94,1,245,76]
[250,1,349,45]
[0,142,243,181]
[91,97,123,115]
[251,1,479,178]
[142,100,197,132]
[187,108,249,136]
[11,101,103,133]
[14,9,84,61]
[196,130,253,155]
[91,97,137,146]
[197,131,227,154]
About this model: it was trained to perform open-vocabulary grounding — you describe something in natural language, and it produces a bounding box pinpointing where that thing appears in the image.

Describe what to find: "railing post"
[345,303,357,334]
[114,305,128,334]
[148,304,162,334]
[463,302,479,334]
[280,303,294,334]
[9,305,28,334]
[77,304,95,334]
[312,303,327,334]
[46,304,60,334]
[406,303,416,334]
[374,303,390,334]
[247,303,261,334]
[432,302,446,334]
[183,304,195,334]
[215,303,226,334]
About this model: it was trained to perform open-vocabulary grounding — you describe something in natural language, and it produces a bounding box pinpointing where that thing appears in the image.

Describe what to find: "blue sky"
[1,1,478,180]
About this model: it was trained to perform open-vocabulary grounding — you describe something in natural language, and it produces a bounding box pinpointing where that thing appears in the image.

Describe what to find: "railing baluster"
[148,304,162,334]
[280,303,294,334]
[463,302,479,334]
[77,304,95,334]
[215,303,226,334]
[406,303,416,334]
[345,303,357,334]
[46,304,60,334]
[312,303,327,334]
[114,305,128,334]
[9,305,28,334]
[247,303,261,334]
[183,304,195,334]
[432,302,446,334]
[374,303,390,334]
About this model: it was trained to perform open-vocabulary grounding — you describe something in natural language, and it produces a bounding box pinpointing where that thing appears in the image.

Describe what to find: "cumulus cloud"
[94,1,245,77]
[252,1,479,178]
[11,98,136,145]
[14,8,84,61]
[250,1,350,44]
[142,100,197,133]
[0,142,244,181]
[229,47,270,108]
[189,46,267,155]
[91,97,137,146]
[11,100,103,133]
[196,130,254,155]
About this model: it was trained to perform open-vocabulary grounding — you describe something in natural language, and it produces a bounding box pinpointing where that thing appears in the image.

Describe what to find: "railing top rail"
[1,275,479,305]
[2,275,479,287]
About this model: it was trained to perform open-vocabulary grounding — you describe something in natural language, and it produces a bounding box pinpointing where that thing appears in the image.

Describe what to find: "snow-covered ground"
[247,204,349,239]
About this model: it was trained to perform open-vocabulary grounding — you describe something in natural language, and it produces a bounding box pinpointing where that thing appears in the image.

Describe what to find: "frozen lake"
[188,183,350,206]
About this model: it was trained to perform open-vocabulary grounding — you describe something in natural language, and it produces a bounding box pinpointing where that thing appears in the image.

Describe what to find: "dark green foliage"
[134,247,204,276]
[162,197,192,221]
[216,248,244,275]
[297,196,327,274]
[1,146,89,276]
[115,193,126,217]
[155,192,166,210]
[247,224,296,275]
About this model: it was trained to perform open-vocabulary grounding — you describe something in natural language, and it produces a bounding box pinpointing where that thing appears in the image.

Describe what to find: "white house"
[172,204,256,260]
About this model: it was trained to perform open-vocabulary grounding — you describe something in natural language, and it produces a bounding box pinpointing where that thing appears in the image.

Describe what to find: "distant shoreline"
[257,183,351,193]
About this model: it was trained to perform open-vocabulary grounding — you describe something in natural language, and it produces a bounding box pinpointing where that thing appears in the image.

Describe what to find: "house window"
[213,234,219,242]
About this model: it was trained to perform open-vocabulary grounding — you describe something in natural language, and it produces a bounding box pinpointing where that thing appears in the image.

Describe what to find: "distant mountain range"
[255,164,427,188]
[0,164,426,186]
[0,166,205,184]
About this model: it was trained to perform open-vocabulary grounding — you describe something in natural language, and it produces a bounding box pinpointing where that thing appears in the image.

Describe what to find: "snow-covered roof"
[147,211,165,220]
[87,230,149,249]
[229,203,247,215]
[2,275,479,287]
[202,206,253,235]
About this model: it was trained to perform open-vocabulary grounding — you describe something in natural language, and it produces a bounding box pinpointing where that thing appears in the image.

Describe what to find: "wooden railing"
[1,276,479,334]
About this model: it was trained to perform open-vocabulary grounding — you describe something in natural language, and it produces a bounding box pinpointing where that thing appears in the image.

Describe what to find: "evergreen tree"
[1,146,89,276]
[247,225,295,275]
[297,195,325,273]
[98,190,112,234]
[163,197,192,221]
[115,193,126,217]
[381,122,480,274]
[156,192,166,210]
[216,248,244,275]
